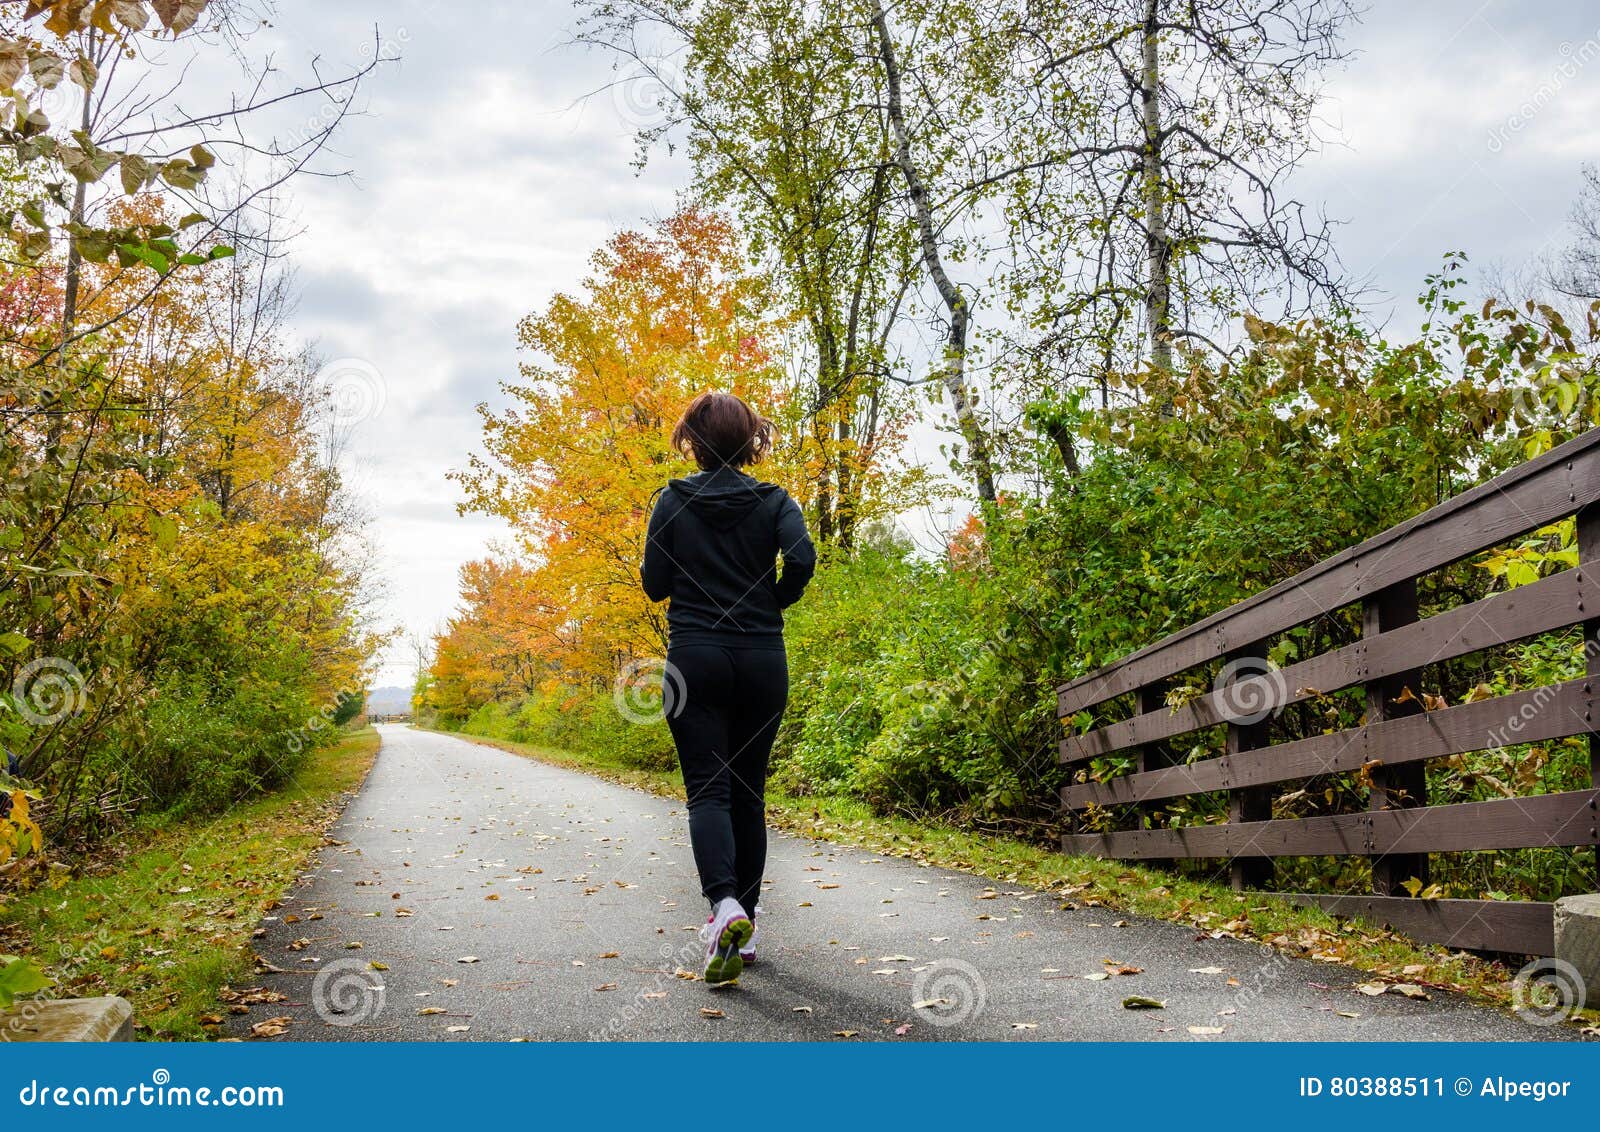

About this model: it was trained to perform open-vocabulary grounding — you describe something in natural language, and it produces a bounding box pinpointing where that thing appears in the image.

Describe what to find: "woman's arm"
[772,493,817,608]
[640,488,679,602]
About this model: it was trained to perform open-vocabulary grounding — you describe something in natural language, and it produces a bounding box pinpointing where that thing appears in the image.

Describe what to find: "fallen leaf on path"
[833,1030,858,1038]
[1188,966,1225,975]
[1187,1025,1225,1036]
[1084,972,1110,981]
[219,987,286,1005]
[250,1018,291,1038]
[1336,1011,1361,1019]
[1122,997,1165,1010]
[457,956,479,964]
[912,998,950,1010]
[368,962,389,971]
[793,1006,813,1014]
[598,951,619,959]
[1356,981,1389,996]
[446,1025,470,1033]
[1391,984,1430,1000]
[419,1007,447,1016]
[1012,1022,1040,1029]
[699,1008,725,1019]
[594,983,618,992]
[894,1023,911,1036]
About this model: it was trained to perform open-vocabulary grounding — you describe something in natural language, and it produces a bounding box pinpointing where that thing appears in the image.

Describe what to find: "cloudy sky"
[216,0,1600,685]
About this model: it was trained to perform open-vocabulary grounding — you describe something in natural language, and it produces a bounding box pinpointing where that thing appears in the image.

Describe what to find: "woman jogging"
[640,391,816,984]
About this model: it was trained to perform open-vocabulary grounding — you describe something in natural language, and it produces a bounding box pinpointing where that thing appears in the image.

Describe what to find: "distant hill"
[365,685,413,715]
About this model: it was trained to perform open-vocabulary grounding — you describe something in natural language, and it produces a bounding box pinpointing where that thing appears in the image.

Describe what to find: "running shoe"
[740,906,762,963]
[701,901,752,984]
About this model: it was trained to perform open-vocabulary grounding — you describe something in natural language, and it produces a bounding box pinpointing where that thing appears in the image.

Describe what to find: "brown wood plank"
[1061,678,1598,809]
[1059,789,1600,859]
[1060,568,1588,759]
[1365,580,1428,896]
[1224,648,1274,890]
[1056,427,1600,716]
[1582,500,1600,884]
[1134,682,1178,870]
[1276,894,1554,955]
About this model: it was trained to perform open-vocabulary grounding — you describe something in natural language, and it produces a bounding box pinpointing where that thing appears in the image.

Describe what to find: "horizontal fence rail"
[1055,427,1600,955]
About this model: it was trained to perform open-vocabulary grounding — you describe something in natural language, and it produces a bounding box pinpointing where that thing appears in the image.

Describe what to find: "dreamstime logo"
[318,358,387,428]
[1488,35,1600,153]
[312,959,386,1026]
[589,935,709,1041]
[612,57,683,130]
[1212,657,1286,726]
[1509,372,1589,430]
[1509,957,1586,1026]
[12,657,87,726]
[286,687,361,754]
[613,657,685,725]
[911,958,988,1028]
[28,77,81,131]
[1,928,115,1042]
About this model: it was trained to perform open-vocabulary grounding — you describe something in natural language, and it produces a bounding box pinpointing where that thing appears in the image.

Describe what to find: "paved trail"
[235,725,1571,1042]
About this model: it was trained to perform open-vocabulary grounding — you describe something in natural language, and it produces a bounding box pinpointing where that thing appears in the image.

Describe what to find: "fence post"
[1363,579,1428,896]
[1224,646,1273,891]
[1580,502,1600,885]
[1136,681,1176,871]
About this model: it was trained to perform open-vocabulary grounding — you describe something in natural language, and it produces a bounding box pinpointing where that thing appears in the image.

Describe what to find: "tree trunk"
[1141,0,1172,373]
[871,3,997,505]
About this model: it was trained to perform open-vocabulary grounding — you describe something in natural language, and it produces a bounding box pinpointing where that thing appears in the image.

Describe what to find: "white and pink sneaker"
[701,898,752,984]
[740,905,763,964]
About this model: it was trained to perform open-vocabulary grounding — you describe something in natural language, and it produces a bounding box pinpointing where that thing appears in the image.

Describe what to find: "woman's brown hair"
[671,391,774,469]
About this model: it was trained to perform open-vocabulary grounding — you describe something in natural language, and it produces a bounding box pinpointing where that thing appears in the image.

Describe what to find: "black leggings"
[664,645,788,913]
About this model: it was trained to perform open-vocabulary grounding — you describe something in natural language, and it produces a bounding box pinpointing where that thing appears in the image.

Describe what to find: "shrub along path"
[230,725,1582,1042]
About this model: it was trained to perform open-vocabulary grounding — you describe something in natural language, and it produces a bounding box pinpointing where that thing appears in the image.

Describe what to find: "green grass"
[0,727,380,1041]
[432,726,1598,1027]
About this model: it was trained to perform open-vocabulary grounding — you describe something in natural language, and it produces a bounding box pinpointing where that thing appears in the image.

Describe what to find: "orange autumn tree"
[446,208,798,704]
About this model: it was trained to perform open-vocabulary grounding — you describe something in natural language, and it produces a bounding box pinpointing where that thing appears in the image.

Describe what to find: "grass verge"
[429,725,1598,1030]
[0,726,380,1041]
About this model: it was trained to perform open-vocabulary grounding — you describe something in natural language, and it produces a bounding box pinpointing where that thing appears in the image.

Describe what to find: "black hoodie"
[640,466,816,649]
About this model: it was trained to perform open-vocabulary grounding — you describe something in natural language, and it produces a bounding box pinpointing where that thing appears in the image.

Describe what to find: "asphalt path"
[232,724,1577,1042]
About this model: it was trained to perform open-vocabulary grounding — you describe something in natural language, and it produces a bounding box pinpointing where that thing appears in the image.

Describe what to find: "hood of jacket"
[667,467,782,531]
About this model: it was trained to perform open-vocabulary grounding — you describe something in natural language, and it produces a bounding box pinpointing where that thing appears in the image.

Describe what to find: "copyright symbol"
[1454,1077,1472,1096]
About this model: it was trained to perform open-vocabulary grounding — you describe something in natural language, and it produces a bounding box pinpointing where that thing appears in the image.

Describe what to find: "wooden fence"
[1056,427,1600,955]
